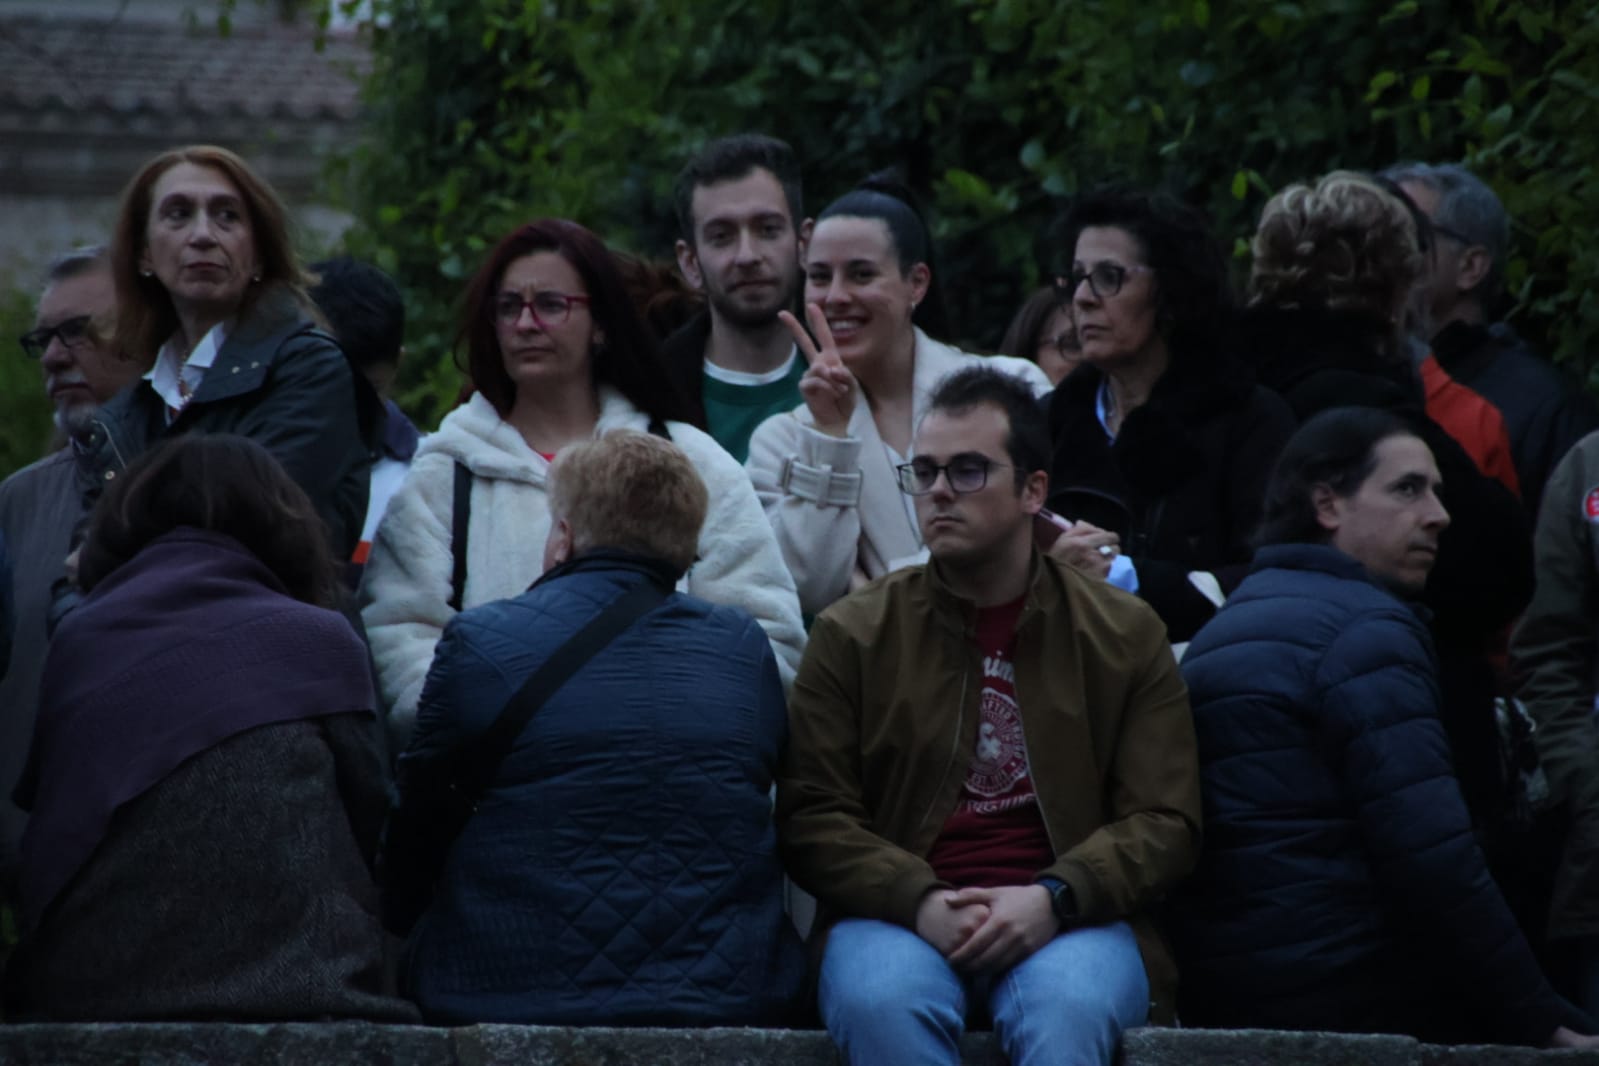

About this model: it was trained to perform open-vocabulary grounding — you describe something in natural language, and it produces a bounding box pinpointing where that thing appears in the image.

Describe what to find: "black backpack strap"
[647,416,672,440]
[454,577,668,794]
[449,461,471,612]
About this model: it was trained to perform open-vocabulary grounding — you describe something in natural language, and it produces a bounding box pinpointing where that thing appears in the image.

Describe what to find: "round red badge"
[1585,487,1599,521]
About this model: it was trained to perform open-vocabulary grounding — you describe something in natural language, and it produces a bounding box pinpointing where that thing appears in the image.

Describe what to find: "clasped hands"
[914,884,1061,976]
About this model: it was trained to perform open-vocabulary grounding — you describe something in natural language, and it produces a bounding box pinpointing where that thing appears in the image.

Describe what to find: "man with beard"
[1,246,140,901]
[667,134,809,462]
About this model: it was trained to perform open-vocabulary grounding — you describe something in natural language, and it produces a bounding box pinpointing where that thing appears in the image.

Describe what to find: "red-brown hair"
[457,219,695,423]
[110,145,313,362]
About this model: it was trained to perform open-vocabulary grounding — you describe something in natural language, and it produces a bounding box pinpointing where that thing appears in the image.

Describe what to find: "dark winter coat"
[1232,303,1534,827]
[5,529,411,1022]
[1510,431,1599,941]
[1044,355,1295,643]
[75,287,376,561]
[385,550,804,1027]
[1174,543,1579,1046]
[1434,320,1599,518]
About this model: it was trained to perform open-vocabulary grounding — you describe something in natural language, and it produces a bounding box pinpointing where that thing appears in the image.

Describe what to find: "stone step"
[1,1023,1596,1065]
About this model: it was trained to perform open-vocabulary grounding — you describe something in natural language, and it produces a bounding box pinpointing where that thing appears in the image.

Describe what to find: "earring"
[140,268,153,278]
[251,272,261,283]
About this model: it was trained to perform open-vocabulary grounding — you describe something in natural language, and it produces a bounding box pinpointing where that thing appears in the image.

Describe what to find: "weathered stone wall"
[2,1024,1596,1065]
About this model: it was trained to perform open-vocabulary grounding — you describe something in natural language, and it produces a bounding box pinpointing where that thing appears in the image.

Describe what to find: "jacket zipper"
[1014,607,1059,859]
[913,662,969,846]
[89,417,131,473]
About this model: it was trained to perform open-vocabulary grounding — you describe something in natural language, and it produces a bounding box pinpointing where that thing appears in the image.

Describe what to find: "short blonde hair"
[1249,171,1425,329]
[548,431,708,574]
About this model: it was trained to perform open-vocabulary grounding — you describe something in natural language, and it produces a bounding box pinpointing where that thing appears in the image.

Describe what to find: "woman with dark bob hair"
[75,145,375,561]
[7,435,413,1022]
[360,218,805,745]
[1045,188,1295,645]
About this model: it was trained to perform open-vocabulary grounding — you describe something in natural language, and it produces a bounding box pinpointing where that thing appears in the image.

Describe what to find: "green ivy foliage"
[0,281,58,481]
[330,0,1599,426]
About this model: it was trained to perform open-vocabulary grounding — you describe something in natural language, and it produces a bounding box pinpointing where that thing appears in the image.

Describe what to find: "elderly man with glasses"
[1,246,140,908]
[778,364,1201,1066]
[1384,161,1599,515]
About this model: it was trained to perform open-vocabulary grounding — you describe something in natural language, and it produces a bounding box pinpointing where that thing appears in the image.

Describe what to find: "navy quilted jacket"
[388,551,804,1025]
[1171,544,1570,1046]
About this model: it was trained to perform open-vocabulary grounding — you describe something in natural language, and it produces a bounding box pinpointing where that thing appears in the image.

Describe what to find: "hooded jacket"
[360,388,806,745]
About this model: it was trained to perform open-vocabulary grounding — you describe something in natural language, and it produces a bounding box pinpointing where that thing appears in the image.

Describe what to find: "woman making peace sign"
[746,180,1053,616]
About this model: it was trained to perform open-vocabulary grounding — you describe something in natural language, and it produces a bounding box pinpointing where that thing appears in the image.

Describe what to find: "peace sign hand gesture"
[783,302,857,439]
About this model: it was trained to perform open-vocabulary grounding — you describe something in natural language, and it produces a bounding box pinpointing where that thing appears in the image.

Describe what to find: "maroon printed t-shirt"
[925,595,1056,887]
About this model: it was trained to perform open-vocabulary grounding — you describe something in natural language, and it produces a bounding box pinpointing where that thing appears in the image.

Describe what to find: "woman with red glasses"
[359,219,805,747]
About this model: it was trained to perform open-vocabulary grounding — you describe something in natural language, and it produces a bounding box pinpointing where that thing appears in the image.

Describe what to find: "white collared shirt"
[146,321,230,422]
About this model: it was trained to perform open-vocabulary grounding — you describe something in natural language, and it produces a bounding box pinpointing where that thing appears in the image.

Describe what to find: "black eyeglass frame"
[896,454,1016,496]
[1054,262,1154,302]
[19,315,94,360]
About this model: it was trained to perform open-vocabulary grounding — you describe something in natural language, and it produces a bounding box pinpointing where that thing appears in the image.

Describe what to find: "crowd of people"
[2,132,1599,1063]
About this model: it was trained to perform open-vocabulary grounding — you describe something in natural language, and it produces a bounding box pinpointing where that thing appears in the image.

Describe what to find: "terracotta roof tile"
[0,14,369,122]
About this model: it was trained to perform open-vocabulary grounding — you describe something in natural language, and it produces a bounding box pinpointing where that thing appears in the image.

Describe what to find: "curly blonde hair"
[1248,171,1424,328]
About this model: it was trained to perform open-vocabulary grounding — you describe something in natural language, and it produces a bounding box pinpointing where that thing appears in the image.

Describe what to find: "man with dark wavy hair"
[1177,406,1597,1049]
[665,133,810,461]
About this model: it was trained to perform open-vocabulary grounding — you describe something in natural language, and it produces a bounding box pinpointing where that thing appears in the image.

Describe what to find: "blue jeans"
[818,917,1150,1066]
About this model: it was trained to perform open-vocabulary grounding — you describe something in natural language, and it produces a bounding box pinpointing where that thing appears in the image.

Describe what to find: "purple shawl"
[16,528,376,923]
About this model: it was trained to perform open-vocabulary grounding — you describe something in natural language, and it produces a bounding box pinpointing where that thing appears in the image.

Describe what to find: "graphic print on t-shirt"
[965,653,1033,813]
[925,595,1055,887]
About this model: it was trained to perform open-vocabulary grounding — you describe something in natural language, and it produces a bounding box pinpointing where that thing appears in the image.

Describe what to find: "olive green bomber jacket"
[775,551,1202,1021]
[1510,432,1599,940]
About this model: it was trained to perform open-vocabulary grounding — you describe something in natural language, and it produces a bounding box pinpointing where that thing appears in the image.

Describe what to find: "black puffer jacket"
[1044,355,1295,643]
[1174,543,1577,1046]
[75,287,376,561]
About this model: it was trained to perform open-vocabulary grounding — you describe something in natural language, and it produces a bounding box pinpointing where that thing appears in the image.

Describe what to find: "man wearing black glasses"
[1385,161,1598,516]
[1,246,140,913]
[778,365,1200,1066]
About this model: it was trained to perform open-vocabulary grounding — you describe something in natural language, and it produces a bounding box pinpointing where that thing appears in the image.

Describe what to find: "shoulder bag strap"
[453,577,668,796]
[449,461,471,612]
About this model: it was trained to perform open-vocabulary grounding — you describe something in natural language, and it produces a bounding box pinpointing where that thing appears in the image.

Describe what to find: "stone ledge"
[0,1023,1595,1065]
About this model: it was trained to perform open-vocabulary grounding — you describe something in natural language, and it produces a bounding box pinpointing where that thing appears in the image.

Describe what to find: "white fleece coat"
[746,330,1052,617]
[360,388,806,745]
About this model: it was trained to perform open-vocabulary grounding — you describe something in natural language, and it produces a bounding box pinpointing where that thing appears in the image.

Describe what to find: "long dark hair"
[78,435,342,609]
[1255,406,1413,547]
[458,218,695,423]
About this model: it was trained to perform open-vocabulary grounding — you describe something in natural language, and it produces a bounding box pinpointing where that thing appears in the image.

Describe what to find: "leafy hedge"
[10,0,1592,478]
[324,0,1597,428]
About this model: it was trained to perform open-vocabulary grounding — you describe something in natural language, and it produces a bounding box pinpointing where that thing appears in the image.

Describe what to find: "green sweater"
[702,355,806,463]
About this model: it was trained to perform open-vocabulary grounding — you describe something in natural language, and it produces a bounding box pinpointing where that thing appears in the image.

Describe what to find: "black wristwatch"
[1037,877,1078,926]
